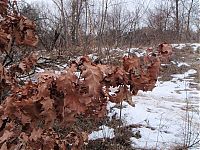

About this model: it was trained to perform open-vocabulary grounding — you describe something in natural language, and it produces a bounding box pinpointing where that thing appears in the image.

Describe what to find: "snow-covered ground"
[88,43,200,150]
[89,68,200,149]
[172,43,200,52]
[88,125,115,141]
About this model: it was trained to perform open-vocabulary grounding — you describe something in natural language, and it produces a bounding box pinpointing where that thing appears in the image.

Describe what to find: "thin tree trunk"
[60,0,67,50]
[186,0,194,41]
[175,0,180,41]
[84,0,88,53]
[71,0,76,45]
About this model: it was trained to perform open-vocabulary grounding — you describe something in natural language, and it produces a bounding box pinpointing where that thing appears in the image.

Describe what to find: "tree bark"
[175,0,180,40]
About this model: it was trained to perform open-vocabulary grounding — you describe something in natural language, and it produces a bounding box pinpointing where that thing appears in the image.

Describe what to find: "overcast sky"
[23,0,155,11]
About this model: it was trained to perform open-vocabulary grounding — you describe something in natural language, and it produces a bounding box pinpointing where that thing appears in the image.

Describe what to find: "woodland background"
[0,0,199,150]
[19,0,199,55]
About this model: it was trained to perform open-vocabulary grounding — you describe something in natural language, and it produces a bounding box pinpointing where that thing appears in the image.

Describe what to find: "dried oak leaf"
[0,142,8,150]
[109,86,133,106]
[20,112,32,125]
[141,56,160,91]
[109,86,126,103]
[158,43,172,55]
[130,73,149,94]
[40,97,54,111]
[15,16,38,47]
[24,29,39,47]
[56,63,77,92]
[18,53,38,72]
[0,130,13,144]
[42,134,57,150]
[6,98,41,125]
[19,132,29,142]
[62,108,76,123]
[13,81,38,100]
[80,57,103,96]
[158,43,172,62]
[37,71,56,97]
[40,97,56,127]
[97,64,112,77]
[123,55,161,94]
[104,66,128,87]
[148,56,161,80]
[29,128,43,141]
[64,95,86,114]
[123,56,140,72]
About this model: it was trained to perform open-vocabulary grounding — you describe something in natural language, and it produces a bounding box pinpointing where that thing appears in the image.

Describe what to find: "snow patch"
[88,125,115,140]
[106,68,200,149]
[36,67,45,73]
[171,43,200,51]
[191,43,200,51]
[171,43,187,49]
[177,62,190,67]
[171,69,197,79]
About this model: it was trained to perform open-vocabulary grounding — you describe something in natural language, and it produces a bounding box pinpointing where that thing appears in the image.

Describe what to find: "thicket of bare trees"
[19,0,200,54]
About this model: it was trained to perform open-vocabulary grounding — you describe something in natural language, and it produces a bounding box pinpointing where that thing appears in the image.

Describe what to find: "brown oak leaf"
[0,130,13,144]
[18,53,37,72]
[81,58,103,96]
[29,128,43,141]
[110,86,129,103]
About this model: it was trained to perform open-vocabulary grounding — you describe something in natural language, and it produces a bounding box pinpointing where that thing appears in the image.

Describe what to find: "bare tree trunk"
[52,0,68,52]
[60,0,68,50]
[97,0,108,55]
[175,0,180,41]
[84,0,88,53]
[186,0,194,41]
[75,0,83,45]
[71,0,83,46]
[71,0,76,45]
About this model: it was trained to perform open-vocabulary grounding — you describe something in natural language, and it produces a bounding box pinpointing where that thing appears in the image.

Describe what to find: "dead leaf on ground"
[0,130,13,144]
[29,128,43,141]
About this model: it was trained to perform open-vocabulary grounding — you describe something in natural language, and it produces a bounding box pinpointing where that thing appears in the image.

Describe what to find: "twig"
[119,100,123,128]
[156,113,164,149]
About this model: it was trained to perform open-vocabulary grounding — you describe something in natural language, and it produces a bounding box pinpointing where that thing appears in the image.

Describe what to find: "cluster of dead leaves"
[0,77,89,149]
[0,0,38,96]
[0,51,171,149]
[0,1,38,53]
[157,43,173,63]
[9,53,38,76]
[0,0,8,17]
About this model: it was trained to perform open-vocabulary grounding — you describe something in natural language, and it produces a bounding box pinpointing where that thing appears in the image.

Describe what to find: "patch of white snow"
[88,125,115,140]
